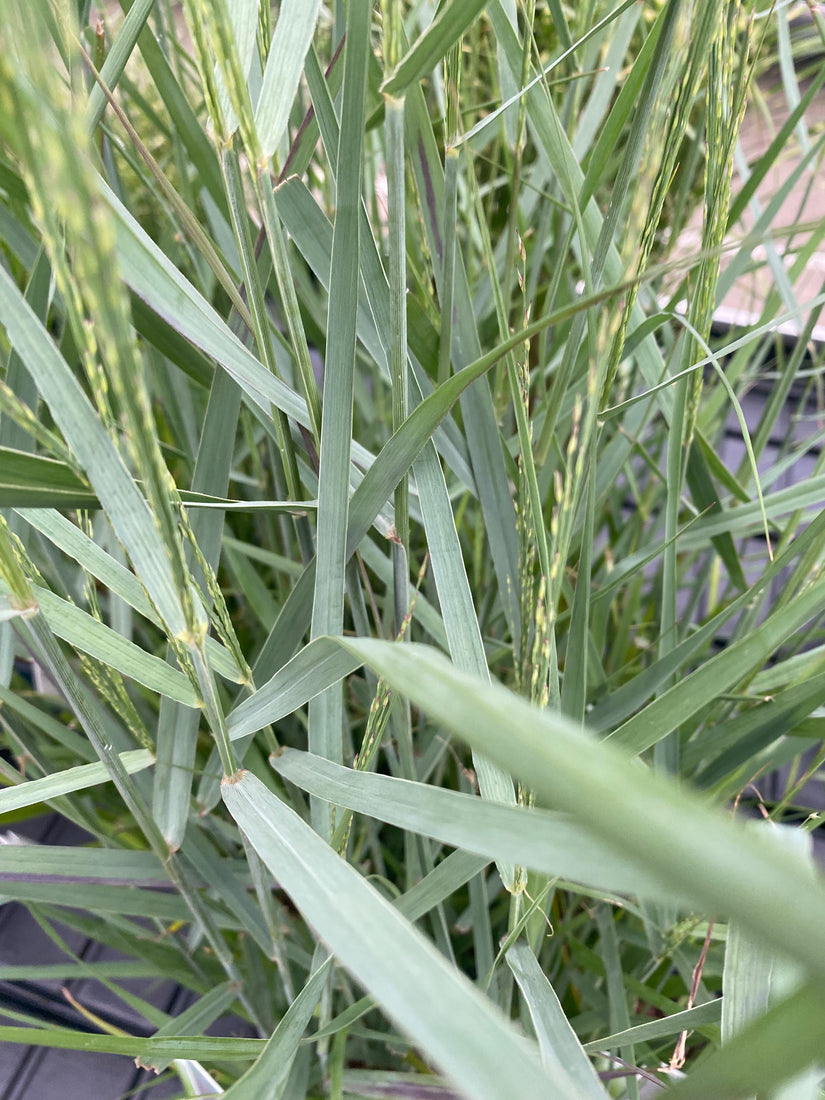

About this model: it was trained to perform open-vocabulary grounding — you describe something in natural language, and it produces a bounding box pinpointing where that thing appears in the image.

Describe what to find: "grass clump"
[1,1,825,1097]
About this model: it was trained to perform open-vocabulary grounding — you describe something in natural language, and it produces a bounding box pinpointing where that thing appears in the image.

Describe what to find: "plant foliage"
[1,0,825,1097]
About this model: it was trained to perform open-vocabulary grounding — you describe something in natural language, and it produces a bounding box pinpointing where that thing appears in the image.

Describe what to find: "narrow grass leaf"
[413,447,516,886]
[0,264,187,637]
[221,958,332,1100]
[16,509,239,684]
[313,637,825,982]
[0,845,166,886]
[228,637,361,740]
[582,1000,722,1053]
[0,1027,263,1062]
[609,576,825,755]
[507,942,607,1098]
[86,0,156,132]
[665,985,825,1100]
[270,748,697,907]
[255,0,321,162]
[222,770,553,1100]
[0,749,153,814]
[34,588,199,706]
[405,84,521,643]
[0,880,193,921]
[101,180,311,427]
[309,0,371,833]
[0,449,95,508]
[140,982,240,1073]
[381,0,486,97]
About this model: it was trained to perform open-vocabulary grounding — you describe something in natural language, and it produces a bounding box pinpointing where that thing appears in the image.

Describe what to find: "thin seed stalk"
[437,147,459,387]
[188,640,238,777]
[256,178,322,443]
[385,94,409,629]
[220,143,303,503]
[684,0,752,445]
[501,0,535,330]
[438,33,461,388]
[601,0,719,409]
[331,579,421,855]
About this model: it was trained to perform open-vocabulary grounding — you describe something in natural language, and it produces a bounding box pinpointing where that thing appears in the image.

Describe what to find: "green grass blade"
[665,985,825,1100]
[312,637,825,982]
[87,0,156,132]
[141,982,240,1073]
[255,0,322,163]
[507,942,607,1098]
[270,748,692,906]
[308,0,371,834]
[381,0,486,98]
[222,769,553,1099]
[154,363,244,851]
[0,750,153,814]
[0,845,165,885]
[222,958,332,1100]
[0,449,95,509]
[228,637,360,740]
[608,576,825,756]
[0,264,187,638]
[102,180,311,426]
[412,446,517,886]
[405,83,521,643]
[582,999,722,1053]
[0,1027,262,1062]
[119,0,226,210]
[33,588,198,706]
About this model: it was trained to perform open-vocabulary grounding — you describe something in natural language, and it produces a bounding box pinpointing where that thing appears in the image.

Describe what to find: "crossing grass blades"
[1,1,825,1097]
